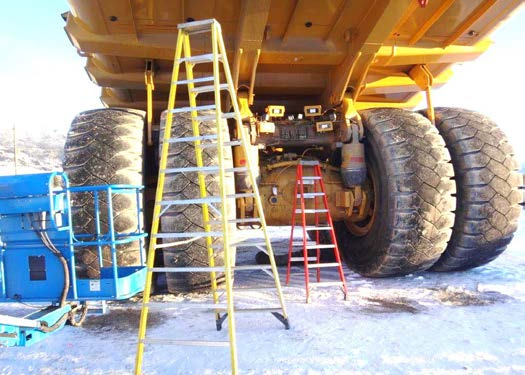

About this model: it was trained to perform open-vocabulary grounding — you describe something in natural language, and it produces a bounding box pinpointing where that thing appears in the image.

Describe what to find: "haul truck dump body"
[62,1,523,291]
[64,0,521,115]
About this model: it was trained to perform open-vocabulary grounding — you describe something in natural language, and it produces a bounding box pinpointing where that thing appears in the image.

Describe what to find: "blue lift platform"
[0,172,147,347]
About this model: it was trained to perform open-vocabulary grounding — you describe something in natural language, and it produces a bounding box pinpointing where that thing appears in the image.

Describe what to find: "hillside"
[0,127,65,175]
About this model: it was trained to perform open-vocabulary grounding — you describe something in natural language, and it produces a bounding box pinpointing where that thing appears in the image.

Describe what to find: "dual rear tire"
[336,108,521,276]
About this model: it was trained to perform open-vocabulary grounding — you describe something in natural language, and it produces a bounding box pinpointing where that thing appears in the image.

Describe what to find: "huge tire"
[428,108,522,271]
[160,112,236,293]
[335,108,456,277]
[63,108,145,278]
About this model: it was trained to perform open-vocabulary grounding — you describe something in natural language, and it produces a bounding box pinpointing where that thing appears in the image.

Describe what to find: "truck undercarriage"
[62,0,523,292]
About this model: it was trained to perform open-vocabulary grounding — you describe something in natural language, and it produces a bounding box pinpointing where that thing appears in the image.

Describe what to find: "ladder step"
[301,176,321,180]
[191,83,229,94]
[234,307,282,313]
[234,265,273,271]
[161,166,248,174]
[145,302,227,310]
[167,134,218,143]
[211,240,270,249]
[197,140,242,149]
[305,244,336,250]
[306,262,341,269]
[159,197,221,205]
[143,338,229,347]
[195,112,237,121]
[171,104,217,113]
[295,209,329,214]
[174,77,214,85]
[302,226,331,231]
[300,160,320,166]
[290,257,317,261]
[153,232,223,239]
[309,281,344,287]
[158,193,254,206]
[150,266,225,273]
[297,192,325,198]
[230,287,278,292]
[291,241,317,246]
[207,218,261,225]
[178,19,216,32]
[177,53,222,65]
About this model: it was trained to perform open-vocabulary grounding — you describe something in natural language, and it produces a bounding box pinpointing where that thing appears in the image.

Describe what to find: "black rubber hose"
[32,213,70,307]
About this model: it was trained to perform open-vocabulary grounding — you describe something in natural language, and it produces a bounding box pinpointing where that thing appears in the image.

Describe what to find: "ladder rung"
[159,197,220,205]
[166,134,218,143]
[230,287,278,292]
[171,104,216,113]
[301,176,321,180]
[177,53,222,65]
[303,226,331,231]
[195,112,237,121]
[208,218,261,225]
[178,19,216,31]
[158,193,254,206]
[153,232,223,239]
[306,262,341,269]
[161,166,248,174]
[290,257,317,261]
[305,244,336,250]
[142,338,229,347]
[300,160,320,166]
[309,281,344,287]
[291,241,317,246]
[197,140,242,149]
[145,302,227,310]
[297,192,325,198]
[211,241,269,249]
[174,77,214,85]
[191,83,229,94]
[235,265,273,271]
[234,307,282,313]
[295,209,329,214]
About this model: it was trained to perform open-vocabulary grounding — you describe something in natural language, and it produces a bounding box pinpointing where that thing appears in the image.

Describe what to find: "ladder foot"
[271,312,290,330]
[216,313,228,331]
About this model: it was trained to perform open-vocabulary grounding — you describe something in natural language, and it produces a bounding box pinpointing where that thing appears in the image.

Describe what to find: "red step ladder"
[286,160,348,303]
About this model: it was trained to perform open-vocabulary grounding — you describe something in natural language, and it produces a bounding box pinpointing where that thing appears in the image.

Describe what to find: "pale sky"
[0,2,524,159]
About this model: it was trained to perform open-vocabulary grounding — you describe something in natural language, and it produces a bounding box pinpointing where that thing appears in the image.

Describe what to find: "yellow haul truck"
[62,0,523,293]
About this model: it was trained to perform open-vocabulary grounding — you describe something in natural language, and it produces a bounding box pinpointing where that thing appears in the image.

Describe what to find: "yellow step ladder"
[134,19,289,375]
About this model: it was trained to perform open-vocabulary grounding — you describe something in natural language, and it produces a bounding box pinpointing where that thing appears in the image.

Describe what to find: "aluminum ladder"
[286,160,348,303]
[134,19,289,375]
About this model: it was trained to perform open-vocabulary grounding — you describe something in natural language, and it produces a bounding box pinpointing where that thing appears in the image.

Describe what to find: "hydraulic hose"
[32,212,70,307]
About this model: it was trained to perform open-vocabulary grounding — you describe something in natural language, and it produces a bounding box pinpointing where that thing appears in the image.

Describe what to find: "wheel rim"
[345,166,377,237]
